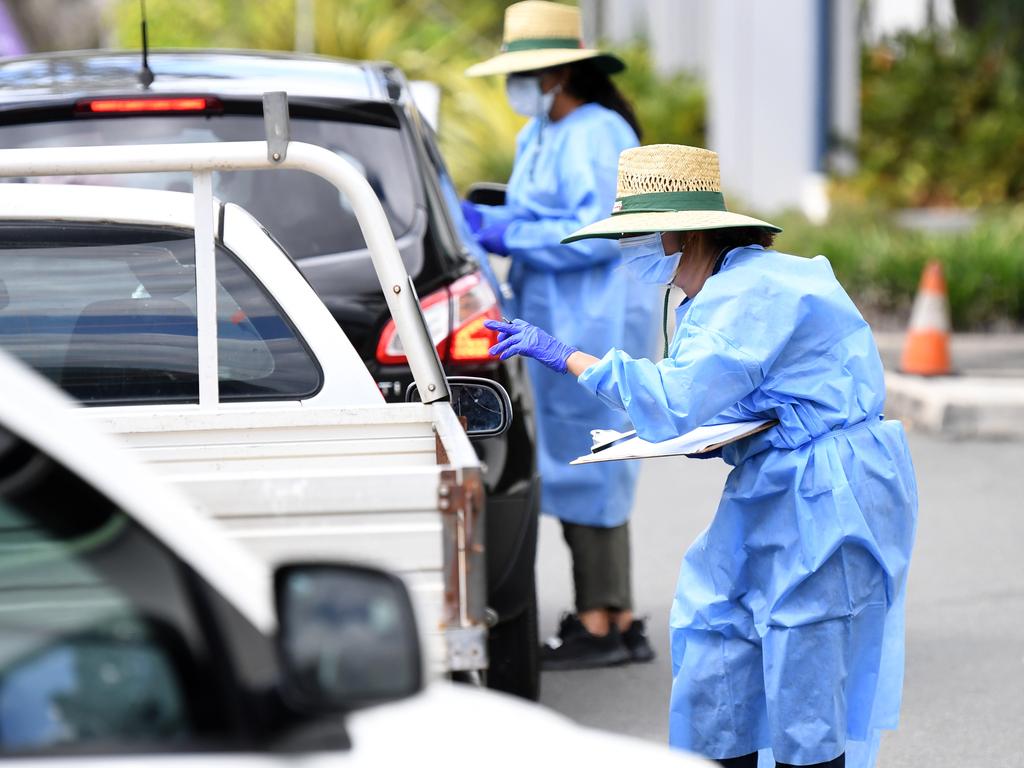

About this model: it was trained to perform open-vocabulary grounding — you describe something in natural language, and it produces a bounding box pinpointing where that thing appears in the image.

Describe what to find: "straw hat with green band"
[465,0,624,77]
[562,144,781,244]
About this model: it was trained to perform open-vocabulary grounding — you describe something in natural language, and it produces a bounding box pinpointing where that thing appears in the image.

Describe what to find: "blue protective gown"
[578,246,918,766]
[474,103,659,527]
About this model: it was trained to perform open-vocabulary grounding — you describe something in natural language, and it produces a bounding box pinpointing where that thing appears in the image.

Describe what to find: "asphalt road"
[535,432,1024,766]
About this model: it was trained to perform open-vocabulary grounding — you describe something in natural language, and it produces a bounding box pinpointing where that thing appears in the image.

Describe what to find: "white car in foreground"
[0,349,709,767]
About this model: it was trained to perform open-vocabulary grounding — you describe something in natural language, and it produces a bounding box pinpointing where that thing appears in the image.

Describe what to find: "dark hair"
[561,59,642,140]
[687,226,776,254]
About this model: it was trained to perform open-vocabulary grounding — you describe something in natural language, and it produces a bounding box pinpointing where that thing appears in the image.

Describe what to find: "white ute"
[0,349,711,766]
[0,126,501,675]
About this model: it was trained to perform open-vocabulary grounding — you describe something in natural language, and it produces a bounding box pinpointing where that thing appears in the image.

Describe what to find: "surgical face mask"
[619,232,681,285]
[506,75,558,118]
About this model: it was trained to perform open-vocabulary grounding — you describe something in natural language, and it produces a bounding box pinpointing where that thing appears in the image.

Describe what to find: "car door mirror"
[465,182,507,207]
[275,564,422,714]
[406,376,512,438]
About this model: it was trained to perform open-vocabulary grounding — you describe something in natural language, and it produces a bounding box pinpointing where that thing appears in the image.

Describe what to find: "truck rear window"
[0,223,321,405]
[0,114,417,267]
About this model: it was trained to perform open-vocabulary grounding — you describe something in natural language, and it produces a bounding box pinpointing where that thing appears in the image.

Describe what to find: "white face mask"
[619,232,681,285]
[506,75,559,118]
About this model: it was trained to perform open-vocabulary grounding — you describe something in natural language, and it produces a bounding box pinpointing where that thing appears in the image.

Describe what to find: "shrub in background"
[776,207,1024,330]
[792,17,1024,329]
[847,27,1024,208]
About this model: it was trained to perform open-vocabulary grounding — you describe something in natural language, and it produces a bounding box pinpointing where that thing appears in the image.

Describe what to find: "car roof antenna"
[138,0,155,88]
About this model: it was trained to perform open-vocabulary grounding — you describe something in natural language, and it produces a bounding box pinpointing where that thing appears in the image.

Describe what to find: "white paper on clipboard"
[571,420,777,465]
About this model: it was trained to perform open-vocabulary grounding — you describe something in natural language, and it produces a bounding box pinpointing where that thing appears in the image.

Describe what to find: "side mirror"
[406,376,512,438]
[275,564,422,714]
[465,182,507,207]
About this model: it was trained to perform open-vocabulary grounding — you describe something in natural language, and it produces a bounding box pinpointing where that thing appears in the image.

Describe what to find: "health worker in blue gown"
[484,143,918,768]
[464,0,660,669]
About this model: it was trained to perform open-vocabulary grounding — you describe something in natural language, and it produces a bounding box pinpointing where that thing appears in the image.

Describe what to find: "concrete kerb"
[884,371,1024,439]
[874,332,1024,439]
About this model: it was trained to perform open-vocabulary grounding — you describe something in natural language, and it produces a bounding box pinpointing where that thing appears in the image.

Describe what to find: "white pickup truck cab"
[0,349,710,766]
[0,137,503,677]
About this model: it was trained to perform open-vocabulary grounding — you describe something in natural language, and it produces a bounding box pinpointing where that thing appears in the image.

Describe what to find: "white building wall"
[830,0,861,175]
[582,0,909,216]
[647,0,709,78]
[708,1,822,215]
[583,0,708,76]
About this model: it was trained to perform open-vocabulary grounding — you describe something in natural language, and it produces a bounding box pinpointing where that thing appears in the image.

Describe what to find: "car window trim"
[214,207,326,405]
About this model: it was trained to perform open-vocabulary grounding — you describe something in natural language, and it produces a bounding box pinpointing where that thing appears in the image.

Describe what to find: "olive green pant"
[561,520,633,613]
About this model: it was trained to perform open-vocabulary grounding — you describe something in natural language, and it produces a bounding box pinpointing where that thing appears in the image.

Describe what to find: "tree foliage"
[847,26,1024,208]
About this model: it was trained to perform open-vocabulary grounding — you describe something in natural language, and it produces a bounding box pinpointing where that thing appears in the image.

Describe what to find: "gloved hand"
[484,318,577,374]
[477,220,511,256]
[460,200,483,234]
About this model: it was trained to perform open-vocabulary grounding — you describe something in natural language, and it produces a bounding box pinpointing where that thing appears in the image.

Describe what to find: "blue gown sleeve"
[577,322,765,443]
[503,120,623,273]
[474,202,518,229]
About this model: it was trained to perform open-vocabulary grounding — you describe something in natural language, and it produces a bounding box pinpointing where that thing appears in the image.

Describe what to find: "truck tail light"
[376,272,501,366]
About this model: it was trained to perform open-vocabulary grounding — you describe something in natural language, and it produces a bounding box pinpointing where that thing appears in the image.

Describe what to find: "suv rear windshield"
[0,114,417,267]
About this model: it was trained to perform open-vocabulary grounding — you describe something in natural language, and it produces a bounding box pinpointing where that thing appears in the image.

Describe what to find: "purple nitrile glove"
[484,318,577,374]
[477,220,511,256]
[460,200,483,234]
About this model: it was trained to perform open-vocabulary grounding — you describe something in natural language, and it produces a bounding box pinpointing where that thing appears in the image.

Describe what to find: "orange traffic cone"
[900,261,952,376]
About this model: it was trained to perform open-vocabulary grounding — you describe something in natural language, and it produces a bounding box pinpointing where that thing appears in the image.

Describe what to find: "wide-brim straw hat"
[466,0,624,78]
[562,144,781,244]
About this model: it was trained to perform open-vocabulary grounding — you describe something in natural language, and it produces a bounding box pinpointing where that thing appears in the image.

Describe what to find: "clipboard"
[571,419,777,465]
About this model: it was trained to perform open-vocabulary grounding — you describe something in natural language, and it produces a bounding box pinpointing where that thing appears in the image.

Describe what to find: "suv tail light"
[376,272,501,366]
[75,97,223,115]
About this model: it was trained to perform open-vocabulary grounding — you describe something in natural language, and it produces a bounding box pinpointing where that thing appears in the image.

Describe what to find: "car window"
[0,426,226,753]
[0,224,321,404]
[0,115,417,264]
[419,122,504,297]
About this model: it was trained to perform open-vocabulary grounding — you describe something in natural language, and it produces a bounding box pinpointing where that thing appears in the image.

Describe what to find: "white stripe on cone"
[907,291,950,334]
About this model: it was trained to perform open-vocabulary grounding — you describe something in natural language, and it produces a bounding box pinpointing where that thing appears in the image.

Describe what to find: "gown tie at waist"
[801,413,885,449]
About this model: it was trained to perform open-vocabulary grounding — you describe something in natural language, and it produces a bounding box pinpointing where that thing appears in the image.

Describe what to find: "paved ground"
[536,431,1024,766]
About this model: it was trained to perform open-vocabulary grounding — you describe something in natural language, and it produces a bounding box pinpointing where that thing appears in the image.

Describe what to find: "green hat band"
[611,190,727,215]
[502,37,584,52]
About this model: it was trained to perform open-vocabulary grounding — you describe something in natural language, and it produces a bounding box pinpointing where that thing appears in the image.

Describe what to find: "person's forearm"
[566,350,600,377]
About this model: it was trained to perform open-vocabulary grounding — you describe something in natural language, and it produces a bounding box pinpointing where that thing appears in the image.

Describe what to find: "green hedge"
[775,206,1024,330]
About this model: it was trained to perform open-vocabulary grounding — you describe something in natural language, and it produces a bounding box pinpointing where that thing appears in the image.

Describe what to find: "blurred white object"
[410,80,441,130]
[294,0,315,52]
[864,0,956,43]
[800,172,831,224]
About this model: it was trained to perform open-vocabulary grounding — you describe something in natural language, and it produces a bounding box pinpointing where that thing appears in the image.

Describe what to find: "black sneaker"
[622,618,656,663]
[541,618,630,671]
[553,613,587,641]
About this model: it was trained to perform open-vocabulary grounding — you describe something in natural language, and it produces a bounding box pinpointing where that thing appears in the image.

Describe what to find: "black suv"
[0,50,540,698]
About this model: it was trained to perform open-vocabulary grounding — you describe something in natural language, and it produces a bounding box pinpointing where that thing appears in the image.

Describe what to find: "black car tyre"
[486,577,540,701]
